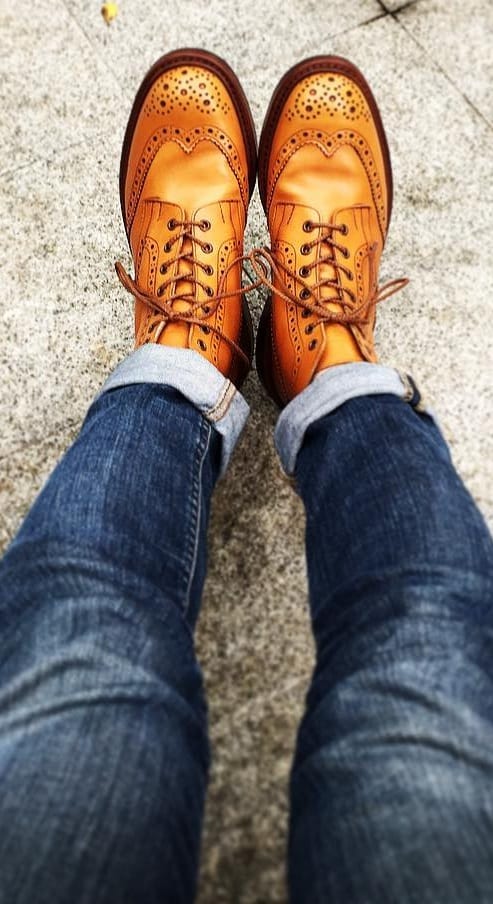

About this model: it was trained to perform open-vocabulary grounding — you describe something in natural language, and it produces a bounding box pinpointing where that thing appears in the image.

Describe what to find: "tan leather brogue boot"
[116,49,257,388]
[254,56,407,406]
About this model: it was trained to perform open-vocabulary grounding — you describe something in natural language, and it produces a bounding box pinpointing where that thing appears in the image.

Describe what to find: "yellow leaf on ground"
[101,3,118,24]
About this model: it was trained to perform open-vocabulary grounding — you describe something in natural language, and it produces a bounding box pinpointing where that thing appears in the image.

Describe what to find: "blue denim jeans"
[0,347,492,903]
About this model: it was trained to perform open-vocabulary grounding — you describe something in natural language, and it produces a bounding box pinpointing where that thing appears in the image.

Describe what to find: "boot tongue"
[132,200,193,347]
[315,214,351,317]
[172,228,195,313]
[316,205,374,313]
[318,240,340,310]
[158,208,199,346]
[133,200,198,306]
[273,145,373,311]
[315,205,379,368]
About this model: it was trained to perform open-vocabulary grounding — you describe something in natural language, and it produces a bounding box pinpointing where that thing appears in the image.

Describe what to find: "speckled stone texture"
[1,0,492,901]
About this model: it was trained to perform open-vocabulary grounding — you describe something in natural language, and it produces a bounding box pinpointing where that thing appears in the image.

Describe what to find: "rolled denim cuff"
[98,345,249,477]
[275,362,438,476]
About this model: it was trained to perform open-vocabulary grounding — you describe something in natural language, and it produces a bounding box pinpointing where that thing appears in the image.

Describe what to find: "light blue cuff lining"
[275,362,438,476]
[97,345,250,477]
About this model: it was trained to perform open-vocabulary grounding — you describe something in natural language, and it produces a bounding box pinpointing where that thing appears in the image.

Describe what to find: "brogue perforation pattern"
[136,235,159,289]
[351,244,378,359]
[355,244,366,302]
[268,129,386,238]
[211,237,241,364]
[285,73,371,124]
[127,127,248,226]
[144,68,232,118]
[273,239,303,378]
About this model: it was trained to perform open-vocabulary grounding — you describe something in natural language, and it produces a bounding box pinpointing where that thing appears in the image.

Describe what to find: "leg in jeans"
[277,367,493,903]
[0,384,215,904]
[0,345,249,904]
[254,50,493,904]
[0,45,256,904]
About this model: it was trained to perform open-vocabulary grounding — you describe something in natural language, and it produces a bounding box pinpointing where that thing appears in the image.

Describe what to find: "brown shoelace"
[247,220,408,326]
[116,217,408,364]
[116,217,263,368]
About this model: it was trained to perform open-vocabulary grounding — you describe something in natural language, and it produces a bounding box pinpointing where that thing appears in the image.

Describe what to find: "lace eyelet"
[342,247,350,259]
[157,285,164,296]
[301,244,311,256]
[303,220,313,233]
[198,339,207,351]
[205,286,214,297]
[300,288,311,300]
[301,309,311,319]
[200,219,211,231]
[159,264,167,275]
[299,266,310,278]
[201,325,210,334]
[305,324,313,335]
[167,218,177,230]
[308,339,318,351]
[203,243,213,254]
[205,265,214,276]
[348,271,354,281]
[203,305,211,314]
[163,241,172,253]
[339,223,348,235]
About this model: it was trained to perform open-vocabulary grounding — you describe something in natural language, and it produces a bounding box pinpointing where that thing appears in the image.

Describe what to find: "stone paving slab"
[0,137,129,456]
[397,0,493,125]
[0,431,73,550]
[198,678,307,903]
[0,0,123,176]
[197,11,493,901]
[63,0,381,99]
[0,1,492,902]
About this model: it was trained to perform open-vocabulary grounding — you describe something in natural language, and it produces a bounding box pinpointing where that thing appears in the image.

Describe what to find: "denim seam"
[178,413,207,607]
[204,380,236,422]
[183,419,212,618]
[398,370,429,415]
[275,363,441,476]
[96,346,250,476]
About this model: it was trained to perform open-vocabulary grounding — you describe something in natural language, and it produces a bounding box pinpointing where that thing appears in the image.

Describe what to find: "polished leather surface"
[119,52,255,386]
[258,59,393,405]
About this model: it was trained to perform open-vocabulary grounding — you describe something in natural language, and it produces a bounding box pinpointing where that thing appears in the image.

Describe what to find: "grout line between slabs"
[0,157,42,181]
[1,131,121,183]
[60,0,124,93]
[394,13,493,132]
[378,0,423,13]
[284,10,390,62]
[335,9,390,33]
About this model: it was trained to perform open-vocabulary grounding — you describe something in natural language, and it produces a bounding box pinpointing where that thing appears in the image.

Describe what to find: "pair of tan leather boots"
[117,49,407,407]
